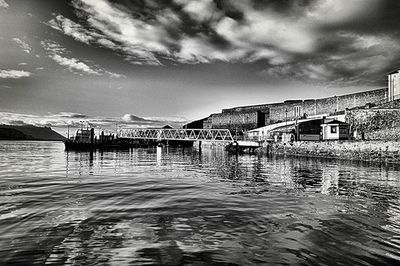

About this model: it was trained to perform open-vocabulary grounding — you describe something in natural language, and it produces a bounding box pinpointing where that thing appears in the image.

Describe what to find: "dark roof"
[324,120,348,125]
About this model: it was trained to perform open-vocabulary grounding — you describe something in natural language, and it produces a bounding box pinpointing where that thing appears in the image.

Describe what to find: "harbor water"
[1,141,400,265]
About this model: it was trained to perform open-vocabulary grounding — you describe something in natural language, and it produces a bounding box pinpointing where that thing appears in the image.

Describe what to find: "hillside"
[0,125,66,141]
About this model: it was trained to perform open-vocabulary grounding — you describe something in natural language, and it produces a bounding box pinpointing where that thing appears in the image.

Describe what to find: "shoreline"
[257,140,400,165]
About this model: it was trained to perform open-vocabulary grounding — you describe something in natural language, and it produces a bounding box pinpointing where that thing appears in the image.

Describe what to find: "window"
[330,126,337,134]
[294,106,301,117]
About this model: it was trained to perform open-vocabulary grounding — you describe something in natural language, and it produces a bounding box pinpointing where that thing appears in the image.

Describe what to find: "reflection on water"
[1,141,400,265]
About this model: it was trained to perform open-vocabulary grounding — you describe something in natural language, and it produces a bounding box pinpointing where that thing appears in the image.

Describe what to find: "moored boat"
[64,128,135,151]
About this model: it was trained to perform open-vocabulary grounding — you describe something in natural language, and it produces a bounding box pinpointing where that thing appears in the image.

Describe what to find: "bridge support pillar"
[199,141,202,150]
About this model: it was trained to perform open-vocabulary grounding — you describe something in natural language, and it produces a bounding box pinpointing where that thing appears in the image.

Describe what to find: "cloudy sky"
[0,0,399,129]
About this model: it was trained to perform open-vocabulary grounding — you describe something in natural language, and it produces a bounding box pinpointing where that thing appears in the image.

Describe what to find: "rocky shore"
[257,141,400,164]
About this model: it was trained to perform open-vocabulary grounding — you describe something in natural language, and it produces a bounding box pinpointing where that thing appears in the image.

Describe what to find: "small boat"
[64,128,135,151]
[225,142,244,155]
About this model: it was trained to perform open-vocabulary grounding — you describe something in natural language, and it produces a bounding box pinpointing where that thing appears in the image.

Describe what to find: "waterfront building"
[204,88,386,133]
[185,87,388,137]
[321,120,350,140]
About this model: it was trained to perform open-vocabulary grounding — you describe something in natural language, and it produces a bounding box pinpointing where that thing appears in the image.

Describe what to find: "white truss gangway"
[118,128,235,142]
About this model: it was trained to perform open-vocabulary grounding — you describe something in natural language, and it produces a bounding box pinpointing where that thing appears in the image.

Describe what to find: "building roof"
[322,120,348,125]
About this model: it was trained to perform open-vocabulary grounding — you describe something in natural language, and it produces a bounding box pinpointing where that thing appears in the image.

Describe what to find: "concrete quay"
[257,140,400,165]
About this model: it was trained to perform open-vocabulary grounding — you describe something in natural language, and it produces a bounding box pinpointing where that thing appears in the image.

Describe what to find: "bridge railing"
[118,128,234,142]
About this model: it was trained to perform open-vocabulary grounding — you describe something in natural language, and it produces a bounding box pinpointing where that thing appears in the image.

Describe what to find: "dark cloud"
[213,0,245,21]
[249,0,317,13]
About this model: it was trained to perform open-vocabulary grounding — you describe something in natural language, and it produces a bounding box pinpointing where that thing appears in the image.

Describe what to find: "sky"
[1,0,399,132]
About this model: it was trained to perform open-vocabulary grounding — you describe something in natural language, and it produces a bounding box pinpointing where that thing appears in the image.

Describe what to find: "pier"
[118,128,261,150]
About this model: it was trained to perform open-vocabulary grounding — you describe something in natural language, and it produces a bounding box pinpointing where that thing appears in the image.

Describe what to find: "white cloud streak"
[46,15,97,44]
[0,69,31,79]
[41,40,123,77]
[0,0,9,9]
[41,40,101,75]
[12,38,32,54]
[51,54,102,75]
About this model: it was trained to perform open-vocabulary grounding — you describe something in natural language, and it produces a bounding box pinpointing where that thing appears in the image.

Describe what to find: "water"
[1,141,400,265]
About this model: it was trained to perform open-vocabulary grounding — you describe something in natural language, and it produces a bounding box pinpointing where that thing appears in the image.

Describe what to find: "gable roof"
[323,120,348,125]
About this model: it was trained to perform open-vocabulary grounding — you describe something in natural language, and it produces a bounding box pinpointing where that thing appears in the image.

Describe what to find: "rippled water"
[1,141,400,265]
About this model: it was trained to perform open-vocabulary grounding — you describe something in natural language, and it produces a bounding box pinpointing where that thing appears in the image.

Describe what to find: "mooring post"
[235,141,239,155]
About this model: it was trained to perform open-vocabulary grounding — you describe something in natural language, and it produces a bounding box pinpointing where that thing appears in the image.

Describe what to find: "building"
[321,120,350,140]
[210,110,266,132]
[184,87,387,134]
[209,88,386,132]
[297,119,324,141]
[388,69,400,101]
[183,117,206,129]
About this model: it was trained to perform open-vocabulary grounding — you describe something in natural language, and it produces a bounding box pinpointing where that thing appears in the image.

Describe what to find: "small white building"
[321,120,350,140]
[388,69,400,101]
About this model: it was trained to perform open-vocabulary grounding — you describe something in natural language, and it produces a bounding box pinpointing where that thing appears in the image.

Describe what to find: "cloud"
[145,116,188,123]
[55,112,88,119]
[106,71,125,78]
[39,0,400,85]
[51,54,102,75]
[0,69,31,79]
[121,114,147,122]
[178,0,218,22]
[0,0,8,9]
[0,111,184,131]
[46,15,98,44]
[41,40,123,77]
[261,30,400,86]
[12,38,32,54]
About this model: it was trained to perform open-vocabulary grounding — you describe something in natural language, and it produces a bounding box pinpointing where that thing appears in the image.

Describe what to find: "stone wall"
[218,88,387,126]
[203,116,213,129]
[374,99,400,109]
[346,108,400,141]
[268,88,387,124]
[211,110,265,131]
[222,104,269,113]
[260,140,400,164]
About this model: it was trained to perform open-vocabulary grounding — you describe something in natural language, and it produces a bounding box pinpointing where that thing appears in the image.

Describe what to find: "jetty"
[118,128,261,152]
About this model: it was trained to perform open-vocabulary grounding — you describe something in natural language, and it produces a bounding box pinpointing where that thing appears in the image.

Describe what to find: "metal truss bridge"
[118,128,235,142]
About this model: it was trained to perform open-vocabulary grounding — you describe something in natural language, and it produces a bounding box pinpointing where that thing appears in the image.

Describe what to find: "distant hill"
[0,125,66,141]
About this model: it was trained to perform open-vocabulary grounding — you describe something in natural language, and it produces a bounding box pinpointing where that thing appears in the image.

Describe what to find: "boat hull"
[64,140,134,151]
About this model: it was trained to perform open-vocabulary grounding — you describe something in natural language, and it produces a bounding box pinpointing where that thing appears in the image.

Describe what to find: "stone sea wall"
[268,88,386,124]
[259,141,400,164]
[211,110,266,131]
[212,88,386,129]
[346,108,400,141]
